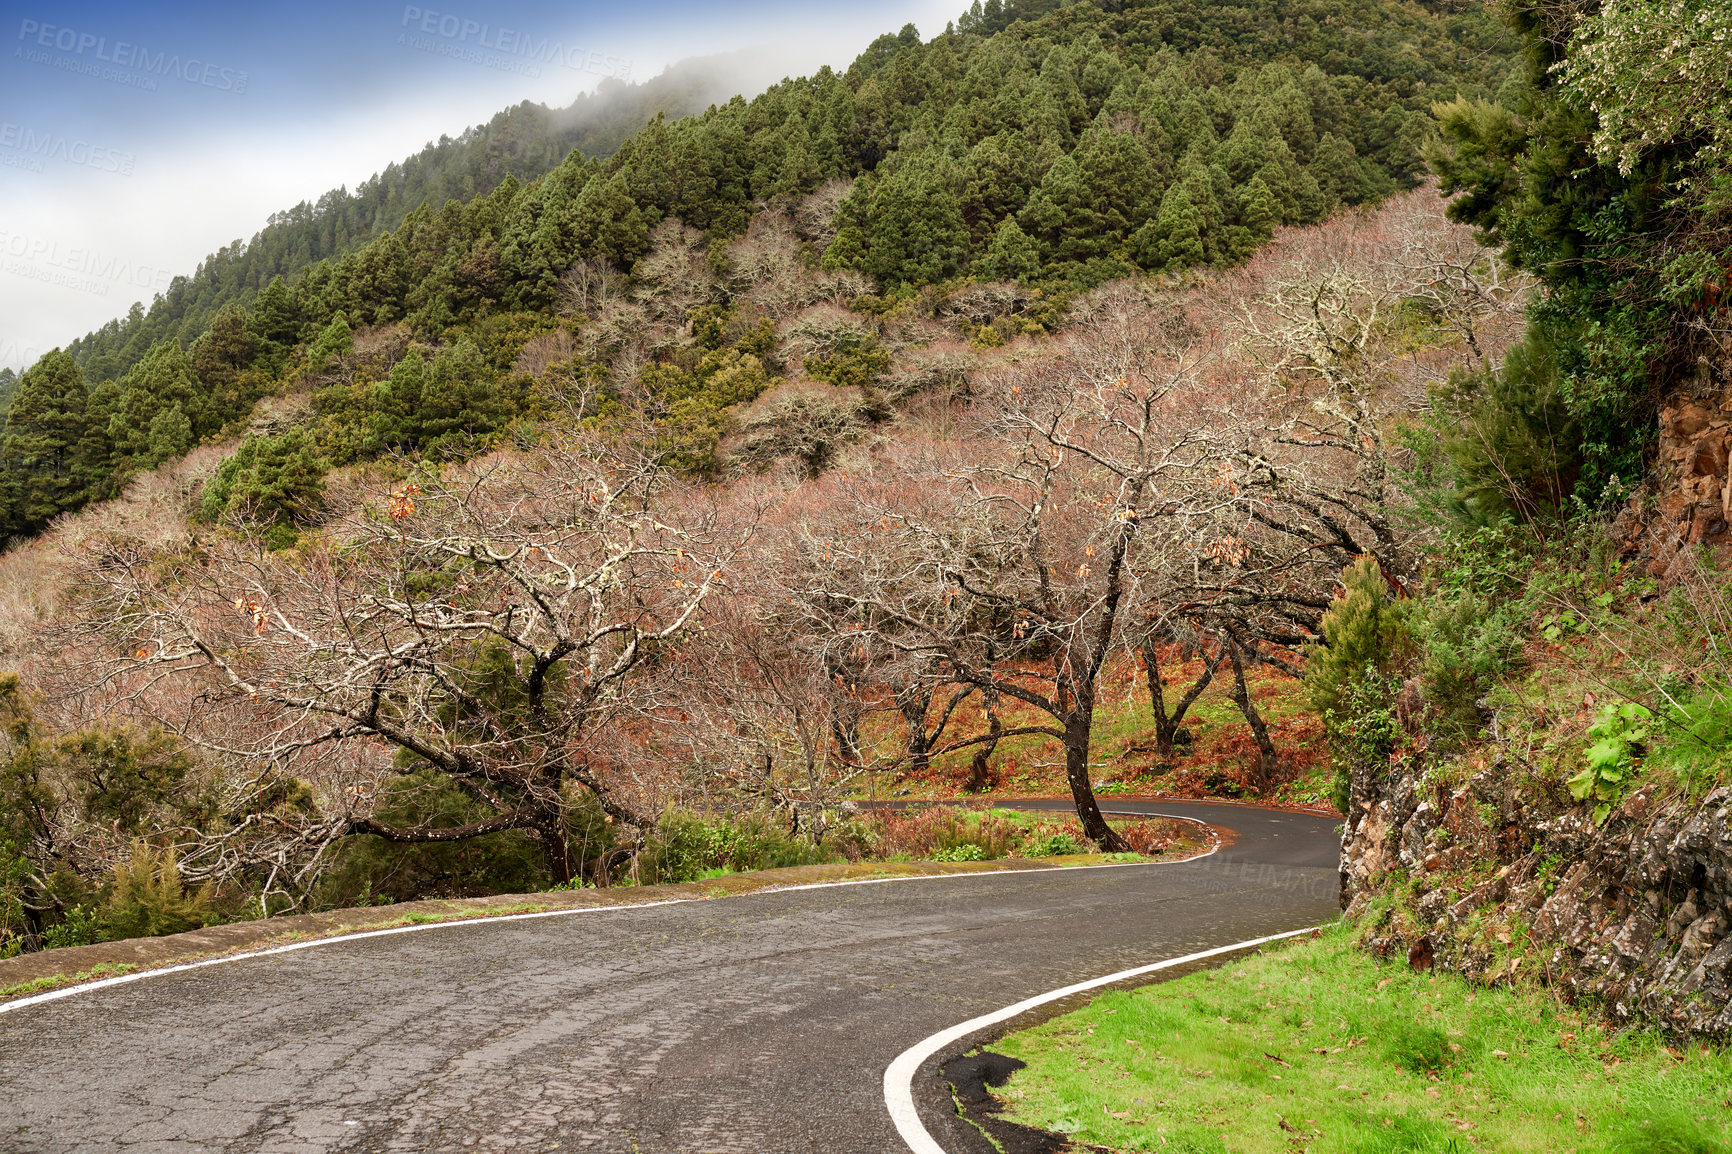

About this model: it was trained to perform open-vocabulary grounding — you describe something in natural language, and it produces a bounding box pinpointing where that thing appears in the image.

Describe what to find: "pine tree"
[1142,184,1206,271]
[822,226,867,271]
[1071,113,1163,248]
[1238,175,1278,240]
[372,347,427,452]
[414,341,508,454]
[981,217,1042,282]
[961,131,1036,241]
[105,343,202,470]
[1312,132,1368,210]
[201,429,327,527]
[307,317,354,375]
[0,350,99,532]
[864,158,971,285]
[145,405,194,466]
[1033,153,1104,261]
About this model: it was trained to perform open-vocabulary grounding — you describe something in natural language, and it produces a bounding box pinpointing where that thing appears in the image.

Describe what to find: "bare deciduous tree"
[792,296,1219,848]
[59,434,735,885]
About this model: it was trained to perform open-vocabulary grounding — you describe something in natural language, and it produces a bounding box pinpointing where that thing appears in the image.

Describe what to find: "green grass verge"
[990,924,1732,1153]
[0,962,139,1000]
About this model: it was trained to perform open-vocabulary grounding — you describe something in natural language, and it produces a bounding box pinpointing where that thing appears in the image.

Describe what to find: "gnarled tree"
[59,433,731,886]
[793,289,1219,849]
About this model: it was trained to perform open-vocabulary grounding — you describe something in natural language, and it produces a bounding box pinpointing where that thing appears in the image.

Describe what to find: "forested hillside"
[60,52,776,388]
[0,0,1515,542]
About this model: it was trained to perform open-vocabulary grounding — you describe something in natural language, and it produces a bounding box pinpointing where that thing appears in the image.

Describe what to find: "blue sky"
[0,0,958,372]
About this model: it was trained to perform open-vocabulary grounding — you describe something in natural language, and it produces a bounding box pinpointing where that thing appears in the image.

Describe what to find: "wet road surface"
[0,800,1339,1153]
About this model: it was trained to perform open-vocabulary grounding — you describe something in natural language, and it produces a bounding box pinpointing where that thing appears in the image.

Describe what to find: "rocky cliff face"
[1612,395,1732,579]
[1341,752,1732,1039]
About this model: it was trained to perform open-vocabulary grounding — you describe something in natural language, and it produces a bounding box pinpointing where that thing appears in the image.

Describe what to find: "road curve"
[0,800,1339,1154]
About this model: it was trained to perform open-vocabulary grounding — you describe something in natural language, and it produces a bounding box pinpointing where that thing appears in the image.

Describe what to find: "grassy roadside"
[986,924,1732,1153]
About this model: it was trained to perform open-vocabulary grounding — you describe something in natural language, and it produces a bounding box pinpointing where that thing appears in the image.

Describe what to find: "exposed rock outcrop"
[1342,749,1732,1039]
[1612,395,1732,579]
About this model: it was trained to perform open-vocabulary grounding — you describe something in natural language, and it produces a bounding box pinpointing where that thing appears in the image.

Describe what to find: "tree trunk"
[828,657,863,765]
[586,845,636,889]
[896,682,934,775]
[964,685,1003,793]
[1144,639,1224,757]
[831,709,861,765]
[1227,641,1280,789]
[539,817,576,887]
[1063,709,1128,852]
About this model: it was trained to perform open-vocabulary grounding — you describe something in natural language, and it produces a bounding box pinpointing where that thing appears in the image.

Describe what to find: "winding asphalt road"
[0,800,1339,1154]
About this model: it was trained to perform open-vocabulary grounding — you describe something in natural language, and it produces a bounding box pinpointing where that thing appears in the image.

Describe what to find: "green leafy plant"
[40,904,100,950]
[933,842,986,862]
[1539,609,1584,642]
[1567,702,1652,823]
[1023,832,1084,857]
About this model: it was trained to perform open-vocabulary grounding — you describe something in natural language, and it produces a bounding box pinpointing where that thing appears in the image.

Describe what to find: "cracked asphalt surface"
[0,800,1339,1154]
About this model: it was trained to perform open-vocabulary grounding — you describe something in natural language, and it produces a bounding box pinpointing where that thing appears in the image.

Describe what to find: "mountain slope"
[2,0,1519,541]
[64,51,784,388]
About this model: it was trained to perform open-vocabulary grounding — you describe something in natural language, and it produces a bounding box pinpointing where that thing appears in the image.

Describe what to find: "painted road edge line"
[884,924,1321,1154]
[0,898,698,1016]
[0,818,1222,1017]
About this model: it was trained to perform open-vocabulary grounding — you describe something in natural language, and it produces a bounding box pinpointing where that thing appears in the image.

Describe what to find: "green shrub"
[645,348,778,475]
[803,346,891,390]
[1655,691,1732,797]
[932,842,986,862]
[1432,333,1581,524]
[1408,586,1524,748]
[638,811,836,885]
[100,841,211,941]
[40,904,99,949]
[1307,557,1415,813]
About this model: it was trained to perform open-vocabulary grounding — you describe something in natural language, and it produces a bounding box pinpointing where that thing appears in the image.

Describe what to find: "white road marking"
[0,816,1223,1017]
[883,925,1321,1154]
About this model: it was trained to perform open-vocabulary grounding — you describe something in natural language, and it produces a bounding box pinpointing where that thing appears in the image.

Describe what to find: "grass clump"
[0,961,138,1000]
[990,923,1732,1152]
[637,811,842,884]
